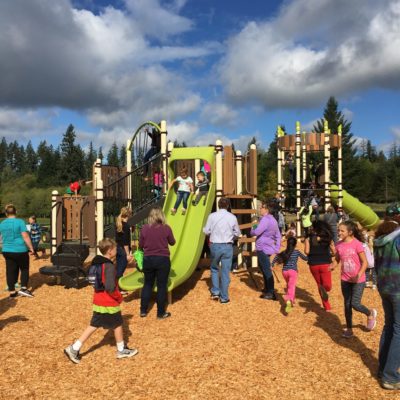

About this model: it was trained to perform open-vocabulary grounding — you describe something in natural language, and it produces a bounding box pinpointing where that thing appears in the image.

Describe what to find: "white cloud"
[200,103,239,127]
[220,0,400,108]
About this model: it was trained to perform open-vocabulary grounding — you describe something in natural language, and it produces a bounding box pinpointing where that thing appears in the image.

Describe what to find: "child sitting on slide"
[192,171,209,206]
[169,167,193,215]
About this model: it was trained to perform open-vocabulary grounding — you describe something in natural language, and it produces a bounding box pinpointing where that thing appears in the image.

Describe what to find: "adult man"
[203,197,241,303]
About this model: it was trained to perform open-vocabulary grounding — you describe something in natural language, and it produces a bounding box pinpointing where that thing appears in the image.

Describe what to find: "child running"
[169,167,193,215]
[192,171,209,206]
[28,215,41,258]
[335,221,378,338]
[271,236,308,313]
[64,238,138,363]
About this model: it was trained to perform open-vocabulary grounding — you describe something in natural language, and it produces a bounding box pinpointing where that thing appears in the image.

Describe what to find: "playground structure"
[41,121,259,293]
[277,120,380,236]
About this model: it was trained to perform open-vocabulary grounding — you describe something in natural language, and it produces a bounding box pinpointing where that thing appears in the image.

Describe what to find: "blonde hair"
[98,238,116,255]
[5,204,16,216]
[147,207,166,225]
[116,207,132,233]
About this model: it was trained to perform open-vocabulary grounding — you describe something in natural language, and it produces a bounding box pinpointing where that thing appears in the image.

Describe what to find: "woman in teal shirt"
[0,204,35,298]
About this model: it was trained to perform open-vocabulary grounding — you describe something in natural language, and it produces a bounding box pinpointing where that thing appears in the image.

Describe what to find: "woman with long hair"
[374,205,400,390]
[139,207,176,319]
[304,220,336,311]
[115,207,133,283]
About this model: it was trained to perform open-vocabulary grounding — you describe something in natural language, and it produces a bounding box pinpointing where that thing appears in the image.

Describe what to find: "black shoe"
[18,288,34,298]
[210,293,220,300]
[192,200,196,206]
[140,312,147,318]
[220,299,230,304]
[260,293,277,300]
[9,292,18,298]
[157,312,171,319]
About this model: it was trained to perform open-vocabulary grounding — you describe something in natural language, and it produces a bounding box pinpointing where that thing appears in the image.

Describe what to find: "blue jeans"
[116,246,128,279]
[173,191,190,210]
[257,251,274,294]
[378,292,400,384]
[210,243,233,302]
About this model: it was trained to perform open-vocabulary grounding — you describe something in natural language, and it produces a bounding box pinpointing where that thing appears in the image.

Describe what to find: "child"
[192,171,209,206]
[272,236,307,313]
[299,203,313,237]
[66,180,84,196]
[64,238,138,364]
[361,229,376,289]
[28,215,41,257]
[153,167,164,199]
[335,221,378,338]
[285,222,297,239]
[169,167,193,215]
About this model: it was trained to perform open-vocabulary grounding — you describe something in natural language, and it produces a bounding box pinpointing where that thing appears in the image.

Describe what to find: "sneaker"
[210,294,220,300]
[342,329,354,339]
[319,285,329,302]
[372,284,377,290]
[285,300,293,313]
[120,290,128,296]
[140,312,147,318]
[157,312,171,319]
[18,288,34,298]
[15,283,21,289]
[171,209,176,215]
[365,281,372,288]
[64,345,81,364]
[260,292,277,301]
[220,299,230,304]
[9,292,18,298]
[181,208,186,215]
[116,347,138,359]
[367,309,378,331]
[192,200,197,206]
[381,381,400,390]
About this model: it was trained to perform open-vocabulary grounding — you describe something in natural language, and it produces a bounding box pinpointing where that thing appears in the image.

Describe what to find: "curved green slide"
[119,146,215,292]
[330,184,380,229]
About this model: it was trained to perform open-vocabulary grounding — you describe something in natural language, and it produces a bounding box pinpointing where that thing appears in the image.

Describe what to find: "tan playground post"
[338,124,343,212]
[94,158,104,254]
[295,122,302,237]
[51,190,59,256]
[126,138,132,204]
[250,144,258,269]
[277,126,284,194]
[160,120,168,194]
[235,150,243,195]
[324,120,331,210]
[215,139,223,209]
[302,131,307,183]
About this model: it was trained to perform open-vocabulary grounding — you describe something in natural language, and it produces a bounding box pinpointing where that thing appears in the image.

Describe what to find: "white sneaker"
[64,345,81,364]
[116,347,138,359]
[18,288,34,298]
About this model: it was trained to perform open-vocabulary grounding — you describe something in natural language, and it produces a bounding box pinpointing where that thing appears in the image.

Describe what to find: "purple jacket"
[250,214,281,255]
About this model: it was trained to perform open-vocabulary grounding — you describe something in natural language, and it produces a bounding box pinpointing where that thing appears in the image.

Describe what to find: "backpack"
[363,244,374,269]
[87,263,105,291]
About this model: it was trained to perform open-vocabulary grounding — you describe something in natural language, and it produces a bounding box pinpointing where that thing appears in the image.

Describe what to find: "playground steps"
[238,237,256,244]
[239,222,253,230]
[128,197,165,227]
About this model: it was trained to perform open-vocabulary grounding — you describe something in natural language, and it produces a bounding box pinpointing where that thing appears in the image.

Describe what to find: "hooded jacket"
[374,228,400,296]
[91,255,123,308]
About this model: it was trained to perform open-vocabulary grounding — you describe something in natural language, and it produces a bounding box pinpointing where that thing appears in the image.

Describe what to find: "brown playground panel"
[0,245,392,400]
[278,132,342,152]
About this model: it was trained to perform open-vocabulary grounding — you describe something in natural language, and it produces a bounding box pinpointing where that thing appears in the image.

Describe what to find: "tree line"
[1,97,399,217]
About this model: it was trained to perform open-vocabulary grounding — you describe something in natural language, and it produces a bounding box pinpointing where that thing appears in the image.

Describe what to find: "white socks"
[117,341,125,352]
[72,340,82,351]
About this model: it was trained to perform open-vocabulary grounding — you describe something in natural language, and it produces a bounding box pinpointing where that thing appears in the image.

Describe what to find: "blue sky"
[0,0,399,154]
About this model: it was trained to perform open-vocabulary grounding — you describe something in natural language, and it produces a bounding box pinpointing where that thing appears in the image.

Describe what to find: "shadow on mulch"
[296,287,379,378]
[0,315,29,330]
[80,313,134,357]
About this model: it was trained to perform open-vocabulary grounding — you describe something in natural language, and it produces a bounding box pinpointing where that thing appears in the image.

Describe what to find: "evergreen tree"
[37,141,57,186]
[119,144,126,167]
[85,141,97,178]
[24,141,38,173]
[59,124,86,181]
[98,146,104,161]
[314,96,359,195]
[107,142,120,166]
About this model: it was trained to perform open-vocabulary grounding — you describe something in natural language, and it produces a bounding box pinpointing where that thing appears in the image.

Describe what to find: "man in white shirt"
[203,198,241,303]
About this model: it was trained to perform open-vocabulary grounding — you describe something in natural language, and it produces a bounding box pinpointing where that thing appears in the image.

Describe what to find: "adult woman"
[250,201,281,300]
[304,220,336,311]
[115,207,133,283]
[374,204,400,390]
[324,206,339,243]
[139,207,176,319]
[0,204,35,298]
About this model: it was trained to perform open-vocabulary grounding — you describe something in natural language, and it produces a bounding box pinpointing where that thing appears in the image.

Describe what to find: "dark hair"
[218,197,231,210]
[5,204,16,216]
[339,220,364,242]
[276,236,297,265]
[310,220,333,245]
[375,216,400,238]
[196,171,205,178]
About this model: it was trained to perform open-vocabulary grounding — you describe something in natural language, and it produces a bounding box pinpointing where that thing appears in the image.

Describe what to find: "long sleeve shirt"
[203,209,240,243]
[250,214,281,255]
[272,250,308,271]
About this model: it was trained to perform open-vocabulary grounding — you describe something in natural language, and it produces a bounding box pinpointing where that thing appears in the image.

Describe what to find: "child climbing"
[299,203,313,237]
[169,166,193,215]
[271,236,307,313]
[192,171,209,206]
[64,238,138,364]
[335,221,378,338]
[153,167,164,200]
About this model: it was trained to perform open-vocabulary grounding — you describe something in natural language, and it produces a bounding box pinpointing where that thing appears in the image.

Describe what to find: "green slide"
[330,184,380,229]
[119,146,215,292]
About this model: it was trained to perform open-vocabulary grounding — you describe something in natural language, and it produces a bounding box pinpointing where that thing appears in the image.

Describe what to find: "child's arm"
[168,178,177,190]
[298,251,308,261]
[271,255,279,267]
[352,251,368,283]
[304,238,310,255]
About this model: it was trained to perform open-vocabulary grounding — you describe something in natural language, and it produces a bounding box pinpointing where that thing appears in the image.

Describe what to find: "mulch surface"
[0,248,394,400]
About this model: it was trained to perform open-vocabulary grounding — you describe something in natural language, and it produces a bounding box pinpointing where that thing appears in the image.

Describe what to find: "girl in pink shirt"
[335,221,377,338]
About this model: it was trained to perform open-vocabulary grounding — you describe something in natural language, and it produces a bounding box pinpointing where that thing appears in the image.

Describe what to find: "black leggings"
[140,256,170,316]
[3,252,30,290]
[341,280,371,328]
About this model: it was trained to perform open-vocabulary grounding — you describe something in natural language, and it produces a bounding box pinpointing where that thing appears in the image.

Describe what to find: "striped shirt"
[272,250,308,271]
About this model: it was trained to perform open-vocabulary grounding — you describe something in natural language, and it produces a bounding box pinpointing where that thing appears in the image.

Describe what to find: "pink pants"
[282,269,298,302]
